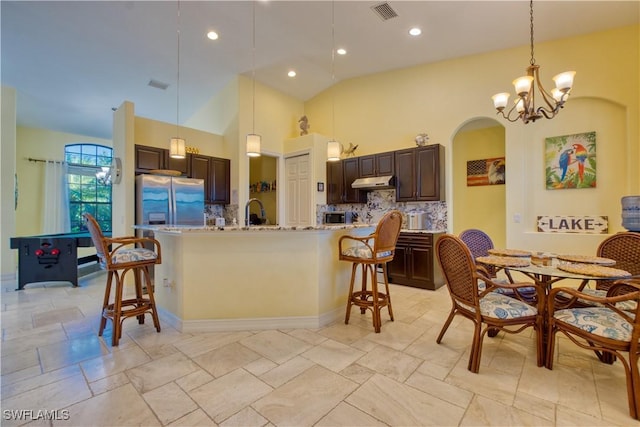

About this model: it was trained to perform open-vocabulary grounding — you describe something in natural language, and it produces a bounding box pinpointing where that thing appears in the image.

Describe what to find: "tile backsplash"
[207,190,447,230]
[318,189,447,230]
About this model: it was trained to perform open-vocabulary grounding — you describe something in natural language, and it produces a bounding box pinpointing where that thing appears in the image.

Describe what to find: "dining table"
[476,251,634,366]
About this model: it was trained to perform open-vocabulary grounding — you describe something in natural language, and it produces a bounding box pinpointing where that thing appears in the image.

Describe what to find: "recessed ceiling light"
[288,70,296,78]
[336,48,347,55]
[409,27,422,36]
[207,31,219,40]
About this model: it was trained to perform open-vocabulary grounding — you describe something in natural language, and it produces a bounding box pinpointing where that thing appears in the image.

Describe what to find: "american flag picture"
[466,157,506,186]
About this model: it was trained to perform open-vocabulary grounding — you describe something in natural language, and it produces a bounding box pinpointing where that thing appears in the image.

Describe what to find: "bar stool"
[83,213,161,346]
[339,210,402,333]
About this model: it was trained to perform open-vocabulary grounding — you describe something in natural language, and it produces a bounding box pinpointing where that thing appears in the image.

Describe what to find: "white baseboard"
[157,306,343,333]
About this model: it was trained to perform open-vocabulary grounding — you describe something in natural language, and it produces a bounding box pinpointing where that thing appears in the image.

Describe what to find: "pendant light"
[170,0,186,159]
[246,1,261,157]
[326,0,341,162]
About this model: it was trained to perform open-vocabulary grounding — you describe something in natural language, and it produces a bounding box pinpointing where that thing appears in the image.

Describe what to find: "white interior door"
[285,154,311,226]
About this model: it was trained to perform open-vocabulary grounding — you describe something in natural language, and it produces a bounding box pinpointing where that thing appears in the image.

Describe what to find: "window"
[65,144,112,232]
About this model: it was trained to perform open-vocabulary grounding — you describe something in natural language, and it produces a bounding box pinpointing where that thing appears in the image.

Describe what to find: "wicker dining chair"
[84,213,162,346]
[459,228,514,282]
[547,280,640,420]
[435,234,544,373]
[339,210,402,333]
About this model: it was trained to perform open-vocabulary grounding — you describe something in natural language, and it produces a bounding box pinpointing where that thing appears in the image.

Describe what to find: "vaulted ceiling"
[2,1,638,139]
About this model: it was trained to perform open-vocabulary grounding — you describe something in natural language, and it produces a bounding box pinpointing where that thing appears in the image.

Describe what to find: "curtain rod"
[27,157,105,170]
[27,157,65,164]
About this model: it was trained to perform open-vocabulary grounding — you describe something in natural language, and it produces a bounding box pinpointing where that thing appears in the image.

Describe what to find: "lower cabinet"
[388,232,444,290]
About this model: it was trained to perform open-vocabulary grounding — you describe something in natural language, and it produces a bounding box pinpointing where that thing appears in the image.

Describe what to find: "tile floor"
[1,272,638,427]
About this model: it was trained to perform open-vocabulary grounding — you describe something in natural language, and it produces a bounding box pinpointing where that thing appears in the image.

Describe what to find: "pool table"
[9,231,109,290]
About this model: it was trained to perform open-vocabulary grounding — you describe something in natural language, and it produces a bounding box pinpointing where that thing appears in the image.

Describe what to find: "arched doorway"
[451,118,507,247]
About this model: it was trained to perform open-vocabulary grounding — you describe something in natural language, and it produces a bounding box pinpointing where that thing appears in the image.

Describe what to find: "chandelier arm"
[497,103,522,123]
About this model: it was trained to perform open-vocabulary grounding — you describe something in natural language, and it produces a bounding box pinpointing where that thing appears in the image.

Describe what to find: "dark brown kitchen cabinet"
[326,161,344,204]
[326,159,367,204]
[388,232,444,290]
[166,154,190,176]
[210,157,230,204]
[395,144,444,202]
[343,158,367,203]
[134,145,166,173]
[359,151,395,178]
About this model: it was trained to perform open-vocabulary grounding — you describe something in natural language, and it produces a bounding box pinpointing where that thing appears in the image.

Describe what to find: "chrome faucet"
[245,198,266,226]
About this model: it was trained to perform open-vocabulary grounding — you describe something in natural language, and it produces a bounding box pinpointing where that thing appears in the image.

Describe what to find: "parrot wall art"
[545,131,596,190]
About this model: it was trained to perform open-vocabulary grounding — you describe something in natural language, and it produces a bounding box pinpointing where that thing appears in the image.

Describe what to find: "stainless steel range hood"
[351,175,395,189]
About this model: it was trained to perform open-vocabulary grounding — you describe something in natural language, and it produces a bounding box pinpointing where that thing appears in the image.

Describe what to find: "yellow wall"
[1,86,17,278]
[452,125,506,247]
[14,126,111,237]
[304,25,639,255]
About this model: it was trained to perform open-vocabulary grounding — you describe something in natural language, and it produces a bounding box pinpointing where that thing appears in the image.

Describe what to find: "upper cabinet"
[395,144,444,202]
[326,159,367,204]
[134,145,230,205]
[134,145,166,173]
[359,151,395,178]
[326,144,445,205]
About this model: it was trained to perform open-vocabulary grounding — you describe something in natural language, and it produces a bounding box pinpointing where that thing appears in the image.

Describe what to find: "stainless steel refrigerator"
[136,174,205,226]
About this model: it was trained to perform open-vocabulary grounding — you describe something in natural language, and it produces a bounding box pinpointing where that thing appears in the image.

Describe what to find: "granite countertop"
[134,224,446,234]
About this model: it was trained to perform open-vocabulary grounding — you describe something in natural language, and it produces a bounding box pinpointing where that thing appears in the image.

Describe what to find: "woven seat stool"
[339,210,402,333]
[84,213,162,346]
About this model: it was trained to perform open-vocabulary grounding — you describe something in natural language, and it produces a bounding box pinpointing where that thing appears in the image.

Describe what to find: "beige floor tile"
[318,322,372,345]
[143,381,198,425]
[1,276,636,426]
[315,402,386,426]
[126,352,201,393]
[53,383,160,426]
[363,320,425,350]
[189,368,272,423]
[32,307,84,328]
[193,341,261,378]
[244,357,278,376]
[356,343,421,382]
[253,365,358,426]
[301,338,365,372]
[89,371,130,395]
[405,369,474,409]
[259,355,315,388]
[1,374,91,427]
[175,368,215,392]
[460,394,554,426]
[173,331,254,358]
[220,407,268,427]
[38,334,108,372]
[80,344,151,382]
[167,409,216,427]
[346,373,465,426]
[240,330,311,364]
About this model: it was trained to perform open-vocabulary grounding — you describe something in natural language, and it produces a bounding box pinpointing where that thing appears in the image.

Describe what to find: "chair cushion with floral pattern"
[477,279,537,297]
[556,288,637,312]
[342,245,392,259]
[459,292,538,319]
[109,248,158,267]
[554,307,632,342]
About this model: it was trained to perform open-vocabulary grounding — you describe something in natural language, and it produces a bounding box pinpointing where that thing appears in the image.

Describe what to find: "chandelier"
[492,0,575,124]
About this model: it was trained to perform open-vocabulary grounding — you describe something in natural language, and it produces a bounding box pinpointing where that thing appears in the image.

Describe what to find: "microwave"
[324,211,353,224]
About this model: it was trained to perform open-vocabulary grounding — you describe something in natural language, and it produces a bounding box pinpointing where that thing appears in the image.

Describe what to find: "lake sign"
[537,215,608,234]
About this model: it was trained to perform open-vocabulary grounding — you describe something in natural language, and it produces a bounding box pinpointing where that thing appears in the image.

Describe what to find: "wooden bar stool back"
[83,213,162,346]
[339,210,402,333]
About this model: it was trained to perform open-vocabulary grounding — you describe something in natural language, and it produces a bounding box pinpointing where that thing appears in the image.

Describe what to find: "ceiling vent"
[148,79,170,90]
[371,2,398,21]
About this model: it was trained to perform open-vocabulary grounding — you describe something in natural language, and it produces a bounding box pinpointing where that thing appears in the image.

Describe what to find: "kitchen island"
[137,224,377,332]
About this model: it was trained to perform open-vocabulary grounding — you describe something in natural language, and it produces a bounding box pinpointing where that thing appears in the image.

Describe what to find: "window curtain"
[42,161,71,234]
